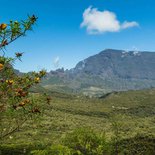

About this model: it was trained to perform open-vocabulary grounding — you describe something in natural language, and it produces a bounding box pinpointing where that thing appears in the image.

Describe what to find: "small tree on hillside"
[0,15,50,139]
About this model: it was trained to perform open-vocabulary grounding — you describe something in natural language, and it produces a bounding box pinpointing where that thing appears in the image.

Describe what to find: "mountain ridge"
[20,49,155,96]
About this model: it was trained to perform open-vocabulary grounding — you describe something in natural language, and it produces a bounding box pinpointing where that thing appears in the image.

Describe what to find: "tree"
[0,15,50,139]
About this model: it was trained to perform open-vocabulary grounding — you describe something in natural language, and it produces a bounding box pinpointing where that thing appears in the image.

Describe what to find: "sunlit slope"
[2,88,155,145]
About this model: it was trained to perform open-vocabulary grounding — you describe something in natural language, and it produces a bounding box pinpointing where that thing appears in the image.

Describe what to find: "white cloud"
[121,21,139,29]
[81,6,139,34]
[53,56,60,68]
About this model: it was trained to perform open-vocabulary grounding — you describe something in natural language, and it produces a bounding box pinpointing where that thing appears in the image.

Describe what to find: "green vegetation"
[0,16,154,155]
[1,88,155,154]
[0,16,51,141]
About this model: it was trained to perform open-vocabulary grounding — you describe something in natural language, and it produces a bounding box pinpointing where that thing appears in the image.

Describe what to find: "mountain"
[41,49,155,96]
[74,49,155,79]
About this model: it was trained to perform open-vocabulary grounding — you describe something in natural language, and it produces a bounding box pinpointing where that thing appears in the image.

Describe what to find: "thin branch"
[0,118,27,139]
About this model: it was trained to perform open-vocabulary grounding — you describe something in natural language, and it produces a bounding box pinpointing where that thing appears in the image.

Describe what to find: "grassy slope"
[1,89,155,145]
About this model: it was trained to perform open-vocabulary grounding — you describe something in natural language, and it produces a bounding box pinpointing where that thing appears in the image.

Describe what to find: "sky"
[0,0,155,72]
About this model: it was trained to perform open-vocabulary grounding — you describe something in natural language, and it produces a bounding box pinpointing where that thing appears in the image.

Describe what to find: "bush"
[3,128,155,155]
[30,128,111,155]
[31,145,73,155]
[0,16,51,139]
[63,128,111,155]
[118,134,155,155]
[0,143,46,155]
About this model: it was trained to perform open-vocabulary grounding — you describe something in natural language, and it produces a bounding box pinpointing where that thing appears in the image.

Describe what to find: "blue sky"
[0,0,155,72]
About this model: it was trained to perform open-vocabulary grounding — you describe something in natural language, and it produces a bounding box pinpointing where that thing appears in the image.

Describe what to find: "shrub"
[0,16,50,139]
[0,143,46,155]
[31,145,73,155]
[118,134,155,155]
[30,128,111,155]
[62,127,111,155]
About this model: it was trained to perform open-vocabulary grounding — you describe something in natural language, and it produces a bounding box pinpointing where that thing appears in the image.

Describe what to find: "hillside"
[41,49,155,95]
[1,88,155,154]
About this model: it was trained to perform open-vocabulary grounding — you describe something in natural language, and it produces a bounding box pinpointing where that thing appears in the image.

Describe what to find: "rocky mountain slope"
[41,49,155,96]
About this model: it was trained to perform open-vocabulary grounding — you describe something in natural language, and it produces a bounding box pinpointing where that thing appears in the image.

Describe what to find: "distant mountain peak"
[43,49,155,95]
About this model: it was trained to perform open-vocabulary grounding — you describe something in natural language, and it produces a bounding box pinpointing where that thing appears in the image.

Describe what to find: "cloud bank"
[81,6,139,34]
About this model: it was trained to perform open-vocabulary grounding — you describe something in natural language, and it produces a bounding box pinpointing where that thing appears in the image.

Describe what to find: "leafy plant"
[31,145,73,155]
[0,15,50,139]
[62,127,110,155]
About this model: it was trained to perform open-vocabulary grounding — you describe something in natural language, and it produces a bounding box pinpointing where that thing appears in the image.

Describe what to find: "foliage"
[1,127,155,155]
[0,16,50,139]
[118,134,155,155]
[29,128,110,155]
[31,145,73,155]
[0,143,46,155]
[110,119,122,155]
[1,83,155,154]
[62,128,111,155]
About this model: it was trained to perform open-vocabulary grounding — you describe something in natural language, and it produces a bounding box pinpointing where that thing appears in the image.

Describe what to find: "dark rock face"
[73,49,155,79]
[42,49,155,95]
